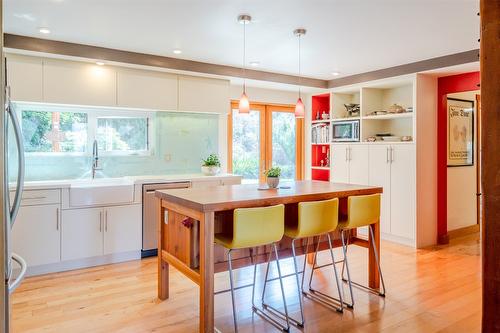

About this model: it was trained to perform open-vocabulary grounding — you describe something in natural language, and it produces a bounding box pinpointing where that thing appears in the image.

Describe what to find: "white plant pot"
[267,177,280,189]
[201,166,220,176]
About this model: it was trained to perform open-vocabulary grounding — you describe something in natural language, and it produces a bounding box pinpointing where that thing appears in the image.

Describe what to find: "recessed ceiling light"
[249,61,260,67]
[38,27,51,34]
[173,49,182,54]
[96,61,105,66]
[331,71,340,76]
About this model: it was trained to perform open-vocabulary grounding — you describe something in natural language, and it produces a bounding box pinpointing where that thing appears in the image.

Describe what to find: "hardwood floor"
[11,234,481,333]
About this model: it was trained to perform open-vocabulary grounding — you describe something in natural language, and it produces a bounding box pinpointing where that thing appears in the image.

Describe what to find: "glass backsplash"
[8,109,219,181]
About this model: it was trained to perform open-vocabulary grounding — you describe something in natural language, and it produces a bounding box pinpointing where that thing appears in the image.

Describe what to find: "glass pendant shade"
[295,97,305,118]
[239,91,250,113]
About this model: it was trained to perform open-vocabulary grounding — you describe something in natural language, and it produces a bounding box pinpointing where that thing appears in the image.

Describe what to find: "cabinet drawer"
[10,189,61,206]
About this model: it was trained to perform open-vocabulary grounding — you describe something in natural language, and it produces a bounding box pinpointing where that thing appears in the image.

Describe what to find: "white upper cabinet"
[117,68,177,110]
[178,76,229,114]
[43,58,116,106]
[6,54,43,102]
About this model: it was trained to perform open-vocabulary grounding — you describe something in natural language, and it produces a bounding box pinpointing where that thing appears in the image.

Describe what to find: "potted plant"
[264,167,281,189]
[201,154,221,176]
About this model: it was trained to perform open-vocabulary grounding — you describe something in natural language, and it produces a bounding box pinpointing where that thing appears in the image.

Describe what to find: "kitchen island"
[156,180,383,333]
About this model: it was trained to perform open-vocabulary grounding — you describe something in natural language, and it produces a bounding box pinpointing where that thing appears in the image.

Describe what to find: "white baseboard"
[20,251,141,277]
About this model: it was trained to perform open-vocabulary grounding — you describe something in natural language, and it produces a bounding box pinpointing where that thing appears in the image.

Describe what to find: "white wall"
[447,90,479,231]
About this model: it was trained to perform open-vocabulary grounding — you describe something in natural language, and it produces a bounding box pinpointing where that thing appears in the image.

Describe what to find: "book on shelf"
[311,123,330,144]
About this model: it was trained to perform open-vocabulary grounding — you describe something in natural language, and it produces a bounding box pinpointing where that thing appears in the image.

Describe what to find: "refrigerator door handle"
[6,97,25,225]
[8,252,27,293]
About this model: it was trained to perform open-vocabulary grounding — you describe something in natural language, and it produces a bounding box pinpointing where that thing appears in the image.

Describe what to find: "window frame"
[14,103,155,157]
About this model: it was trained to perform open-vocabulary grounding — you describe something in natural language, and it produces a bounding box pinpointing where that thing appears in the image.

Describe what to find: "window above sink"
[13,102,154,157]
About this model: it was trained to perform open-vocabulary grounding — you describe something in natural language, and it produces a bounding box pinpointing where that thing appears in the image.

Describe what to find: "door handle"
[7,96,25,225]
[345,147,349,162]
[56,208,59,230]
[105,210,108,232]
[386,147,390,163]
[9,253,27,293]
[390,147,394,163]
[99,211,102,232]
[349,147,352,161]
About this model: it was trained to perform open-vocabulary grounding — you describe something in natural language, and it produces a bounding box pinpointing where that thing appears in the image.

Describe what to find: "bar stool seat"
[214,204,291,332]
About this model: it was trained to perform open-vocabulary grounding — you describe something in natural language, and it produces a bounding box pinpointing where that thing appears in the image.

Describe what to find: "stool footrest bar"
[252,305,290,332]
[262,302,304,328]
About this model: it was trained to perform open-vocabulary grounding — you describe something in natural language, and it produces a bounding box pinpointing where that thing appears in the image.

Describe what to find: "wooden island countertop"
[156,180,383,333]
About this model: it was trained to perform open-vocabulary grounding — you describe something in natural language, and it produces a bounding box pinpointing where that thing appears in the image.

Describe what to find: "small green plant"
[202,154,221,167]
[264,166,281,178]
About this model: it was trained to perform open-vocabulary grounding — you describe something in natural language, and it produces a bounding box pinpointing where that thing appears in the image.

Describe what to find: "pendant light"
[238,14,251,114]
[294,28,306,118]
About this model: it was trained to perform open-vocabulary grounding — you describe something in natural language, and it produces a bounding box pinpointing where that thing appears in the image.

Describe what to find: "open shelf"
[311,166,330,170]
[311,93,331,181]
[363,112,413,120]
[332,91,360,119]
[312,119,331,124]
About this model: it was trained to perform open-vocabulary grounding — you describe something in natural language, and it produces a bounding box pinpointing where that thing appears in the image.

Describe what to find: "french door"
[228,101,304,183]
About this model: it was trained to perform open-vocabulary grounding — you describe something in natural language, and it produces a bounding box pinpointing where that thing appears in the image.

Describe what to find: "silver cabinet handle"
[345,147,349,162]
[386,147,390,163]
[56,208,59,230]
[349,147,352,161]
[391,147,395,163]
[105,210,108,232]
[99,211,102,232]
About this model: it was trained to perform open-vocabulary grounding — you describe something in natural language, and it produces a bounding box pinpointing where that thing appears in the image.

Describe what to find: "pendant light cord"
[298,33,302,98]
[243,20,246,93]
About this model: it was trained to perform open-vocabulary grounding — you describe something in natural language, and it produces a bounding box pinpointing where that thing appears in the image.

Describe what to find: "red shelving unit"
[311,93,331,181]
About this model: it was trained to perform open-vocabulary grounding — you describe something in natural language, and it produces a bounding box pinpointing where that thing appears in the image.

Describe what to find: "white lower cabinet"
[331,143,416,245]
[104,205,142,255]
[62,204,141,261]
[62,207,103,261]
[12,204,61,267]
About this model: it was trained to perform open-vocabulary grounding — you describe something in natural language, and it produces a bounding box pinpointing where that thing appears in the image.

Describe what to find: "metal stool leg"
[369,226,386,296]
[340,230,355,308]
[291,239,305,326]
[227,250,239,333]
[303,234,346,312]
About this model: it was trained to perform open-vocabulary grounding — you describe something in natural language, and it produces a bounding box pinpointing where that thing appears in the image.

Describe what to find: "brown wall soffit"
[327,49,479,88]
[4,34,478,90]
[3,34,328,89]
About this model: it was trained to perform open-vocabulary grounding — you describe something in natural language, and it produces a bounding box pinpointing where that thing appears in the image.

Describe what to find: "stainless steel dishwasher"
[142,181,191,257]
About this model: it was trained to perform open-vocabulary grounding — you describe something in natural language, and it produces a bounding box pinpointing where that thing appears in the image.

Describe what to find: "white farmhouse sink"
[69,178,135,207]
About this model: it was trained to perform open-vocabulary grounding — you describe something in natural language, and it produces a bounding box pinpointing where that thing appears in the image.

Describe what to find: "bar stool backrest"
[345,194,381,229]
[232,204,285,248]
[297,198,339,237]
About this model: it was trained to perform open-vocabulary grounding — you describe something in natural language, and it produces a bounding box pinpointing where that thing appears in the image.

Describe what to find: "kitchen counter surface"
[11,173,242,191]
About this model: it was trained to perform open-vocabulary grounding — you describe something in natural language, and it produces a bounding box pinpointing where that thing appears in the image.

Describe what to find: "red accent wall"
[437,71,480,243]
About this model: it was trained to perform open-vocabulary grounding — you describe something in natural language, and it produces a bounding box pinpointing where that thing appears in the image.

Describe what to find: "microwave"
[332,120,360,142]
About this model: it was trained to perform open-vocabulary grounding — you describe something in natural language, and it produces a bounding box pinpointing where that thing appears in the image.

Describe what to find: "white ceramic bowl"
[201,166,220,176]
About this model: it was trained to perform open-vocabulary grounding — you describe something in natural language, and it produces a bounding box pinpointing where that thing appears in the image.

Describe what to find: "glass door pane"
[231,109,262,184]
[270,111,296,181]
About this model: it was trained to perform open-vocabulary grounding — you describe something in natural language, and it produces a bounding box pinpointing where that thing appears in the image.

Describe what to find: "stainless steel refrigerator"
[2,0,28,329]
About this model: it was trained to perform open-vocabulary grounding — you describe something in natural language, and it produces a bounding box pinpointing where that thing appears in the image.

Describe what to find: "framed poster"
[447,98,474,166]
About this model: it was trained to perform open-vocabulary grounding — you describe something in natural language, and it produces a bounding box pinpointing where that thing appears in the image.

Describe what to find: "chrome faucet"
[91,139,102,179]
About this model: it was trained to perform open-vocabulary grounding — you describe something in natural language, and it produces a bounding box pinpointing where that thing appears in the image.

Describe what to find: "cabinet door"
[6,54,43,102]
[62,208,103,261]
[348,145,369,185]
[390,144,416,240]
[178,76,229,113]
[104,205,142,255]
[330,145,349,183]
[369,145,392,234]
[12,204,60,267]
[43,58,116,106]
[117,68,178,110]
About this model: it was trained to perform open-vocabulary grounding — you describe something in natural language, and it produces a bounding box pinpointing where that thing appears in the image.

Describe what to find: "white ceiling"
[5,0,479,80]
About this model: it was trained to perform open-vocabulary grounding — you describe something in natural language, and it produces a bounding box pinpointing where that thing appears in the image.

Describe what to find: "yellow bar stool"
[214,204,290,332]
[262,198,346,328]
[337,193,386,307]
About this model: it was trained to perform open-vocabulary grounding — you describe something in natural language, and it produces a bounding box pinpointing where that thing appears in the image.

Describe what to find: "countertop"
[10,173,242,191]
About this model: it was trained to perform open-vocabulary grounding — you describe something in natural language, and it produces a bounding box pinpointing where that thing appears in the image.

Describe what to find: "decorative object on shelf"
[367,136,377,142]
[237,14,251,114]
[388,103,405,114]
[201,153,221,176]
[264,166,281,188]
[401,135,413,142]
[293,28,306,118]
[447,98,474,166]
[368,110,388,116]
[381,136,402,142]
[316,111,321,120]
[325,148,330,167]
[320,159,324,167]
[321,112,329,120]
[406,106,414,113]
[344,103,360,117]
